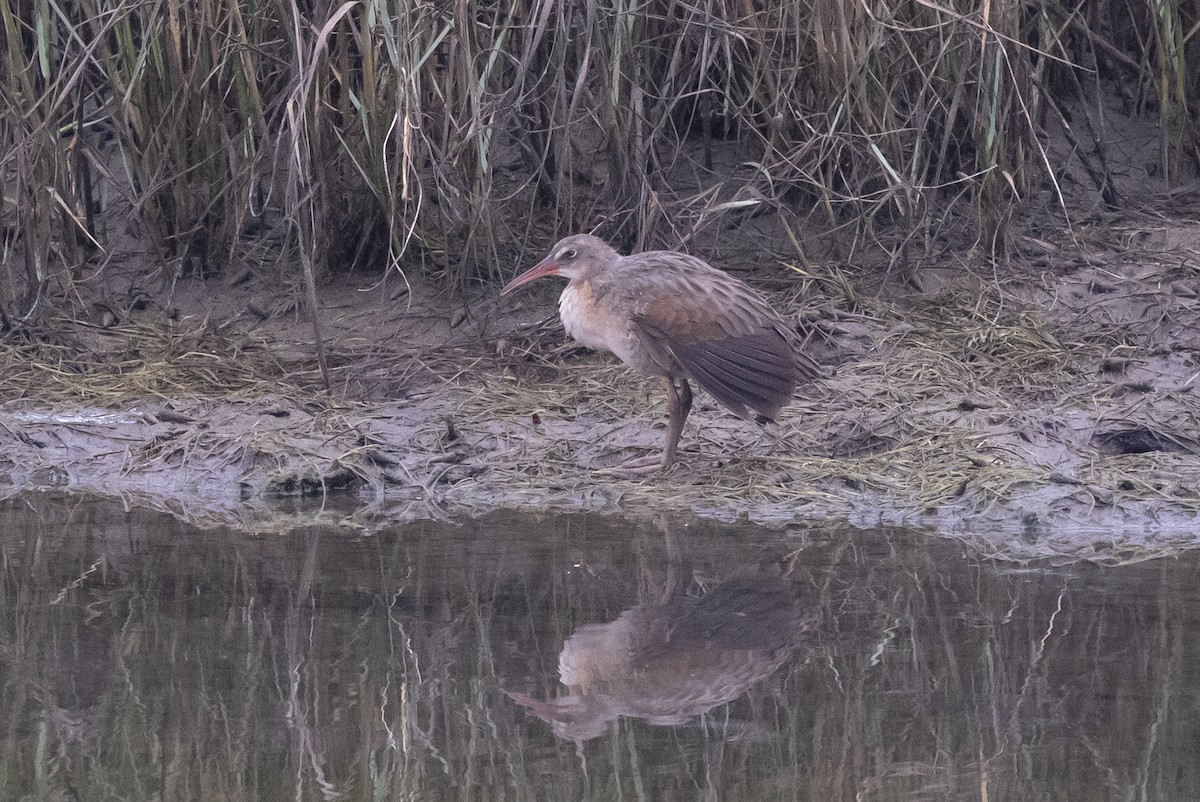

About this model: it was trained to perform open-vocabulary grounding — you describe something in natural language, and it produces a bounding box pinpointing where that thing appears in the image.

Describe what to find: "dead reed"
[1,0,1197,324]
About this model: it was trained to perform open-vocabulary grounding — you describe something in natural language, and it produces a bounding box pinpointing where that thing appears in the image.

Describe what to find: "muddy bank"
[3,214,1199,560]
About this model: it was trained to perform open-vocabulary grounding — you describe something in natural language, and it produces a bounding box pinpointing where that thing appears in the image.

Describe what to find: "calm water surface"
[1,494,1197,801]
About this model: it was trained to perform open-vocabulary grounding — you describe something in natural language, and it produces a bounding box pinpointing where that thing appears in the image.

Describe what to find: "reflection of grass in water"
[1,497,1198,800]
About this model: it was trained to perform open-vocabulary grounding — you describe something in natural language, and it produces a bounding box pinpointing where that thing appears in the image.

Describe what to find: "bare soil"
[3,207,1199,561]
[3,121,1199,560]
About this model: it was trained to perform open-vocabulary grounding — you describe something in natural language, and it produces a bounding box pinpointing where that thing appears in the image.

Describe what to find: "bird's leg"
[597,377,693,477]
[660,377,692,468]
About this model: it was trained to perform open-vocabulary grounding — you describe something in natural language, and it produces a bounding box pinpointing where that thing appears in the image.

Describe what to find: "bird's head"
[500,234,619,295]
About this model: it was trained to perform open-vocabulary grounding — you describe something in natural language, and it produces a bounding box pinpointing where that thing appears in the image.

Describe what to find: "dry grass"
[2,0,1198,327]
[2,235,1199,560]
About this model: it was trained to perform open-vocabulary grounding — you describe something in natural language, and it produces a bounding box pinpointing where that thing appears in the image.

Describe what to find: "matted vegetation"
[1,232,1197,557]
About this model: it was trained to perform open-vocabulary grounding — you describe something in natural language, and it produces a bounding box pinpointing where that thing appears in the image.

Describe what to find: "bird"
[506,574,802,743]
[500,233,819,473]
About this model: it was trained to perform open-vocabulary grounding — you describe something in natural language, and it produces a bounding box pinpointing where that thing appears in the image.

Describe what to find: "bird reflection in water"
[507,569,804,745]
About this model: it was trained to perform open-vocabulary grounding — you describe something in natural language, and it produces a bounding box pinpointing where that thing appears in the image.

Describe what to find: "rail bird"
[501,234,818,473]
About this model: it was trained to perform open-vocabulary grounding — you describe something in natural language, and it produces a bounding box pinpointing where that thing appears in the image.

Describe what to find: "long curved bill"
[500,257,559,296]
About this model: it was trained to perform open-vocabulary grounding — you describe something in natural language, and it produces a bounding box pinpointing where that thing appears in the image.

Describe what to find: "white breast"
[558,280,666,376]
[559,283,616,354]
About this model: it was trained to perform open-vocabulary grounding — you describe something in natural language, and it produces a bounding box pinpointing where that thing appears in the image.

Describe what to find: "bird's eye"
[560,248,577,260]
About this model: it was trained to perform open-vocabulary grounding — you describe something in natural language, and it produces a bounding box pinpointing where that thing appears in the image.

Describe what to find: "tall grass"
[1,0,1198,322]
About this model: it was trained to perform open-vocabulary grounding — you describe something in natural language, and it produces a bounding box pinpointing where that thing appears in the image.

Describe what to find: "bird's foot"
[593,453,671,478]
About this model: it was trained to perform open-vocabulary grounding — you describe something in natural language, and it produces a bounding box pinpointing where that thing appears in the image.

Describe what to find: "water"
[2,494,1198,801]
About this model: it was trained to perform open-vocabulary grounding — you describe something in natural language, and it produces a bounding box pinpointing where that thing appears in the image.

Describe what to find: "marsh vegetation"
[2,0,1197,305]
[1,1,1198,545]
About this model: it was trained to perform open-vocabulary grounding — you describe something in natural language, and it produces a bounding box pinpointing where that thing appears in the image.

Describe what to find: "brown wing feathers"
[618,251,806,423]
[671,330,798,422]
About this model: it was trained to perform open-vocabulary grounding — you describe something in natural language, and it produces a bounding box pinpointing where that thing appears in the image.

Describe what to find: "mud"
[2,206,1199,560]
